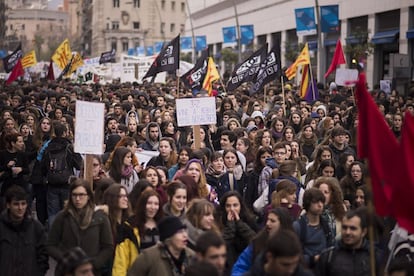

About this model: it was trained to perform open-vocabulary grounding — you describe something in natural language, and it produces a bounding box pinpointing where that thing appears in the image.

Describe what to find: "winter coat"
[112,220,140,276]
[46,209,114,274]
[127,242,194,276]
[0,211,49,276]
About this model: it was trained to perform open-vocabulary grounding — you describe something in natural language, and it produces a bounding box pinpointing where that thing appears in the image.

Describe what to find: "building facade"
[186,0,414,93]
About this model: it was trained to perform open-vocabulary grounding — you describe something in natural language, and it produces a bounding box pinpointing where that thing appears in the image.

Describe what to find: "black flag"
[2,43,23,73]
[180,49,209,92]
[99,49,116,64]
[249,44,281,95]
[227,44,267,91]
[143,35,180,80]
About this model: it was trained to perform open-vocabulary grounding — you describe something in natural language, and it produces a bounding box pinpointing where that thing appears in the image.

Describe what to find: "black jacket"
[0,210,49,275]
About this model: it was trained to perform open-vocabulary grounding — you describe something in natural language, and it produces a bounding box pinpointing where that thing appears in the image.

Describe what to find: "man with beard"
[315,207,380,276]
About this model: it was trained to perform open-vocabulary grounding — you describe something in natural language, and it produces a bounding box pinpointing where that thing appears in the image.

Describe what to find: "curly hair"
[314,176,346,220]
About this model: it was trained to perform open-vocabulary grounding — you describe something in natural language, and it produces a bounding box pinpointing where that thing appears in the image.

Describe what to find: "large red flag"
[6,59,24,85]
[324,39,346,78]
[355,73,398,216]
[393,112,414,233]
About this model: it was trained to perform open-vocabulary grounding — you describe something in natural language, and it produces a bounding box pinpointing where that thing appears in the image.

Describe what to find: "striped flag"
[299,64,318,102]
[21,50,37,68]
[52,39,72,70]
[285,43,310,80]
[66,52,84,76]
[202,57,220,96]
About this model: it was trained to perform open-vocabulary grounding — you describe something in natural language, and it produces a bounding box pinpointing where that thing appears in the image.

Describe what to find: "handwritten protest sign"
[176,97,217,127]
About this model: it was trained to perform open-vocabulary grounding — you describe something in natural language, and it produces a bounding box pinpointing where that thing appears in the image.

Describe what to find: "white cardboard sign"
[335,68,359,86]
[176,97,217,127]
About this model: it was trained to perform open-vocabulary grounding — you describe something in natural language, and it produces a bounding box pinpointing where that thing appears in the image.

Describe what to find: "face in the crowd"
[225,196,241,216]
[308,199,324,216]
[274,120,284,133]
[41,119,52,133]
[5,119,15,131]
[157,169,167,185]
[7,198,27,222]
[266,212,281,235]
[178,150,189,165]
[333,133,346,147]
[145,195,160,219]
[291,113,301,125]
[145,168,159,187]
[321,150,331,161]
[264,254,301,276]
[228,121,238,131]
[12,136,25,152]
[345,155,355,168]
[166,122,175,134]
[73,262,94,276]
[118,188,129,209]
[186,162,201,183]
[303,126,313,139]
[170,188,187,214]
[92,157,102,178]
[321,166,335,177]
[355,188,365,207]
[284,128,294,141]
[200,245,227,276]
[351,164,362,182]
[71,186,89,209]
[310,119,317,130]
[156,96,165,107]
[290,142,299,155]
[55,109,63,119]
[212,157,225,173]
[26,115,35,128]
[200,209,215,230]
[148,126,159,141]
[142,114,151,124]
[393,115,403,129]
[128,120,137,133]
[169,228,189,252]
[286,191,297,204]
[341,216,367,249]
[260,151,272,167]
[2,111,12,120]
[236,139,248,154]
[199,128,206,142]
[159,140,172,159]
[261,131,272,147]
[126,141,138,154]
[284,144,292,160]
[223,151,238,169]
[301,108,309,118]
[163,111,172,122]
[220,135,233,150]
[123,152,133,167]
[273,148,286,164]
[107,119,118,133]
[20,124,31,137]
[318,183,331,204]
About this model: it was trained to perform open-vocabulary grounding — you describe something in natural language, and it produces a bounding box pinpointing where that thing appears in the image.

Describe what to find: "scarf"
[206,164,226,178]
[122,165,134,178]
[161,243,189,276]
[68,206,94,230]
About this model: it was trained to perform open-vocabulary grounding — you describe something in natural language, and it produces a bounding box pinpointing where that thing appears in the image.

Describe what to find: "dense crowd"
[0,76,413,276]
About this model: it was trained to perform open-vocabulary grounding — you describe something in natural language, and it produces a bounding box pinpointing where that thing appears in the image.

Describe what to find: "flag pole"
[308,61,316,100]
[176,69,180,97]
[280,76,286,116]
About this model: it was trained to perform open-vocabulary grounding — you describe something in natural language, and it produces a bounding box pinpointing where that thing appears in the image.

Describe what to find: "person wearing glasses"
[46,178,113,276]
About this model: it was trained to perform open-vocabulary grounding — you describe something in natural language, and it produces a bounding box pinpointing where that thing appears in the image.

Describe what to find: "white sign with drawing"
[74,101,105,154]
[335,68,359,86]
[175,97,217,127]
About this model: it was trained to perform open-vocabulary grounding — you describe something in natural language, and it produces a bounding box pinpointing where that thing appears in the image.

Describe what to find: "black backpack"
[46,144,73,185]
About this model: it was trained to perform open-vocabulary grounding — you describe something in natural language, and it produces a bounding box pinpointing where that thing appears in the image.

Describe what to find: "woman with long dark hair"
[108,147,139,193]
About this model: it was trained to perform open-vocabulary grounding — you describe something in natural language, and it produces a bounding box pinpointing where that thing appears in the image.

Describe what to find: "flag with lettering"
[52,39,72,70]
[99,49,116,64]
[249,44,281,95]
[181,49,209,92]
[143,34,180,80]
[21,50,37,69]
[2,44,23,73]
[227,44,268,91]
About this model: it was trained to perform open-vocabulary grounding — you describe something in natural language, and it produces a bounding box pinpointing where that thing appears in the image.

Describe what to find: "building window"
[170,23,175,33]
[21,24,25,30]
[113,0,119,8]
[50,24,53,31]
[180,24,185,33]
[112,21,119,30]
[161,0,165,10]
[134,0,140,7]
[133,22,140,29]
[181,2,185,12]
[171,1,175,11]
[111,39,117,51]
[160,22,165,34]
[36,24,40,31]
[122,40,129,51]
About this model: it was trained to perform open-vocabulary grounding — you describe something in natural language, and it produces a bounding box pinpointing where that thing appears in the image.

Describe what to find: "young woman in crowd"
[306,159,337,189]
[298,124,318,162]
[184,198,219,249]
[232,207,293,276]
[183,158,217,202]
[254,129,272,150]
[288,111,303,135]
[205,151,233,201]
[270,179,302,220]
[236,137,255,173]
[46,178,113,275]
[141,166,167,205]
[222,148,246,198]
[146,137,177,169]
[281,126,295,142]
[305,145,333,185]
[340,161,366,208]
[335,152,355,181]
[162,181,187,220]
[270,118,285,143]
[108,147,139,193]
[217,191,257,267]
[168,146,191,180]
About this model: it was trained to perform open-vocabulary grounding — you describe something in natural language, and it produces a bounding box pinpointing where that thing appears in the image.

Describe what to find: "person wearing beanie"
[128,216,195,276]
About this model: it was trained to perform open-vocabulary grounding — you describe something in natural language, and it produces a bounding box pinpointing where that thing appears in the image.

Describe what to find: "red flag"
[393,112,414,233]
[324,39,346,78]
[6,59,24,85]
[47,59,55,81]
[355,73,398,216]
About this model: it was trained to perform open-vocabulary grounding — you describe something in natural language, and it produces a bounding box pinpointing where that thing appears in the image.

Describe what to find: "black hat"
[55,247,92,276]
[158,216,187,242]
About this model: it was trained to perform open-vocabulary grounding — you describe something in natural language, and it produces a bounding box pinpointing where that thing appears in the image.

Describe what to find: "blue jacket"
[231,245,253,276]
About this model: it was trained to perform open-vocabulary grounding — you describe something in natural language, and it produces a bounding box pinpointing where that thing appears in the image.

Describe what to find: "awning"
[324,39,338,47]
[371,29,399,44]
[406,29,414,39]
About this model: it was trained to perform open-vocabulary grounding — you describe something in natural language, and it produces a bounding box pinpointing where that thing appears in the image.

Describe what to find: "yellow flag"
[65,52,84,76]
[202,57,220,96]
[285,43,310,80]
[21,50,37,68]
[52,39,72,70]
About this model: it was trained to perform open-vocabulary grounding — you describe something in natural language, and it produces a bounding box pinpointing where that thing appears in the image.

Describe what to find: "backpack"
[298,215,334,247]
[46,144,73,185]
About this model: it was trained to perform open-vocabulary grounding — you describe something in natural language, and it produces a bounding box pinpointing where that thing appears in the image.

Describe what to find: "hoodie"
[139,122,162,151]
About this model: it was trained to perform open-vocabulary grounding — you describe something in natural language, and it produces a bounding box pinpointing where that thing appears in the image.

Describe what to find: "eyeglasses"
[72,193,88,198]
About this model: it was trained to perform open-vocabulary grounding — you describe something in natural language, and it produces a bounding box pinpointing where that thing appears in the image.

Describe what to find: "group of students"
[0,77,414,275]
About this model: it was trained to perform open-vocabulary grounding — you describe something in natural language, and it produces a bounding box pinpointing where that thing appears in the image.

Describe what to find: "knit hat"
[251,111,265,121]
[158,216,187,242]
[55,247,92,276]
[246,125,258,134]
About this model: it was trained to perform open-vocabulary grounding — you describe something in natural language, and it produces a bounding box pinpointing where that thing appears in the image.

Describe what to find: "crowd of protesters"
[0,75,414,276]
